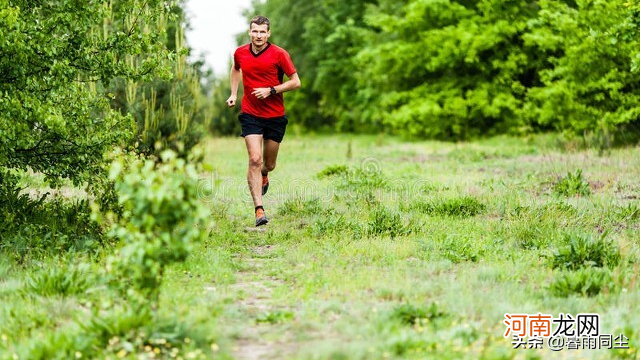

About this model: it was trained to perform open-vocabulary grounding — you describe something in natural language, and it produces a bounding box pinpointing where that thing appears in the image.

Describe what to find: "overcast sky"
[184,0,254,76]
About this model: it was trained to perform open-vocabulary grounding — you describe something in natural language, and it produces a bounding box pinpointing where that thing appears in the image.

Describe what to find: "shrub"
[94,150,209,306]
[0,172,102,261]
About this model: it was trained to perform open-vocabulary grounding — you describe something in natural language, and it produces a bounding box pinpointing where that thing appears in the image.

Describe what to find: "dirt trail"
[228,245,298,360]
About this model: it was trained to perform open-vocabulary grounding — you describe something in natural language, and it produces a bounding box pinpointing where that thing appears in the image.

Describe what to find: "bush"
[1,169,102,261]
[94,150,209,305]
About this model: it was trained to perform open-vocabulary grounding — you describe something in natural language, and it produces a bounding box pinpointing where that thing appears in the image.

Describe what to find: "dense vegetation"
[1,1,212,358]
[212,0,640,143]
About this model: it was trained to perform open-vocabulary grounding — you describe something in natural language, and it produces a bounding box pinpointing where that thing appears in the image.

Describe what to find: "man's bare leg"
[244,135,267,225]
[262,139,281,175]
[260,139,280,195]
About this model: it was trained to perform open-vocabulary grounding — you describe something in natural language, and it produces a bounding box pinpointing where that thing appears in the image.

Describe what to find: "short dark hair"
[250,15,270,30]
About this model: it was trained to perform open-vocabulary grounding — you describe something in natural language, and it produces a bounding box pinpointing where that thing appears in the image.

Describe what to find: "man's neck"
[251,42,268,53]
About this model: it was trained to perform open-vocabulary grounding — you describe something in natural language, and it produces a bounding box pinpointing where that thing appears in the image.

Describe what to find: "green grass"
[2,133,640,359]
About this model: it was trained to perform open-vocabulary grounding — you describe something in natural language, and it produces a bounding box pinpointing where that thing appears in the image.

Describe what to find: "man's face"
[249,23,270,48]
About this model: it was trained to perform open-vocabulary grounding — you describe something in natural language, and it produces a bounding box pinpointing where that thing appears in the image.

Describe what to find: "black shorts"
[239,113,289,143]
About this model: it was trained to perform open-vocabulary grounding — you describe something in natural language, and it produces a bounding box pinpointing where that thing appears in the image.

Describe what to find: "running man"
[226,15,301,226]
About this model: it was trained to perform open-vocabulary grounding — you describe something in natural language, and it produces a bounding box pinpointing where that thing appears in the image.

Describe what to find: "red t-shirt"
[234,43,297,118]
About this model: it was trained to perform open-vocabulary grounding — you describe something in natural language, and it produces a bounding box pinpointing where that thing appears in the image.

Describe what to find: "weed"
[612,203,640,222]
[317,164,349,178]
[553,169,591,197]
[442,238,481,263]
[23,263,93,297]
[278,197,323,217]
[412,196,486,218]
[387,334,433,356]
[389,303,445,326]
[367,207,411,238]
[255,309,294,324]
[549,268,614,297]
[551,233,621,270]
[313,212,352,236]
[508,222,550,250]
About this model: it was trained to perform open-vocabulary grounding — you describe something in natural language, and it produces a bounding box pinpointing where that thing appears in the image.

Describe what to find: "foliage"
[441,236,481,263]
[411,196,486,217]
[357,0,539,139]
[94,150,209,305]
[2,150,213,360]
[109,17,211,158]
[389,303,445,326]
[23,261,94,297]
[0,169,101,261]
[0,0,176,186]
[551,233,621,270]
[225,0,640,140]
[3,134,640,359]
[207,77,242,136]
[0,0,209,257]
[367,206,411,238]
[524,0,640,138]
[548,267,615,297]
[553,169,591,197]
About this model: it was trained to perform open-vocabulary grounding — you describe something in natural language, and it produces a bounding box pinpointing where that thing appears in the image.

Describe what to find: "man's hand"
[251,87,272,99]
[226,95,237,108]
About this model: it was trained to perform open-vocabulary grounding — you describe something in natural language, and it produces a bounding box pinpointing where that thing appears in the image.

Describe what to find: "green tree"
[108,6,211,157]
[221,0,640,140]
[357,0,541,139]
[524,0,640,141]
[0,0,176,187]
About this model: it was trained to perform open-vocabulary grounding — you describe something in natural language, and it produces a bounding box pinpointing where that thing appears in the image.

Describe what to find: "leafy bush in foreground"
[97,150,209,305]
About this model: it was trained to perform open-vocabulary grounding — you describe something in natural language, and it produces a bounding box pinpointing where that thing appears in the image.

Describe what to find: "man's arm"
[274,73,301,94]
[251,73,301,99]
[226,66,242,107]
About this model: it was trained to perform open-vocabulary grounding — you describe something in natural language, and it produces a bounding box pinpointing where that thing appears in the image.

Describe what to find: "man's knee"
[249,155,262,169]
[264,162,276,172]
